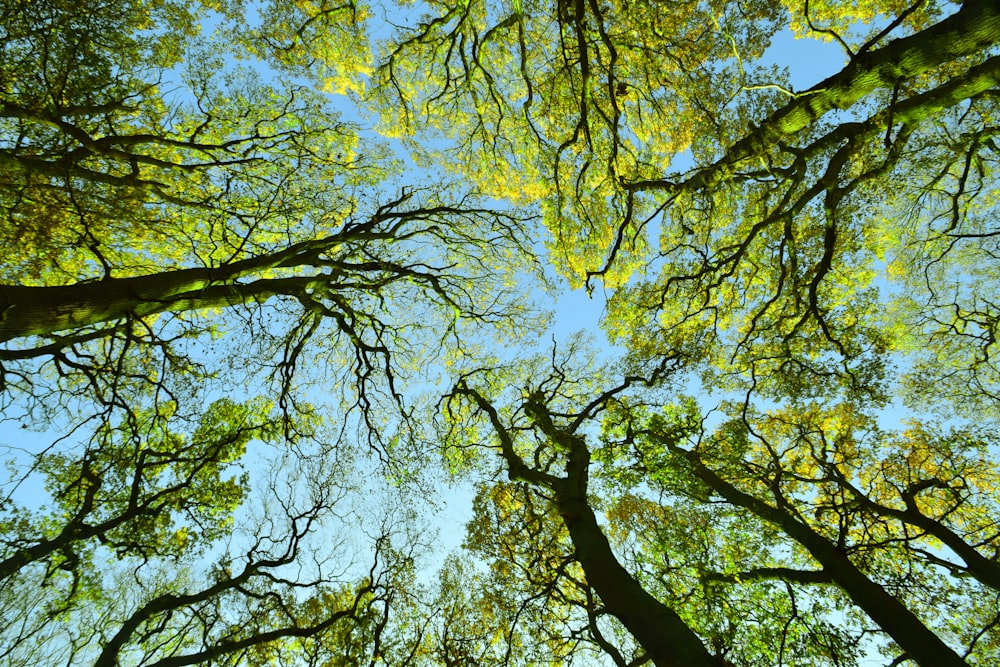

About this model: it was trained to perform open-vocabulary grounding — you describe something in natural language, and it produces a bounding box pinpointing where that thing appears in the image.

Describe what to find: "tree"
[439,345,999,665]
[0,392,414,667]
[373,0,789,281]
[0,0,538,419]
[5,0,1000,665]
[445,367,725,667]
[371,1,1000,660]
[375,0,1000,406]
[1,1,536,665]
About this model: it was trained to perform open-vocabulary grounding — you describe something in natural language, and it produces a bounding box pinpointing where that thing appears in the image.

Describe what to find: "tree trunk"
[0,270,326,342]
[549,442,722,667]
[628,0,1000,192]
[0,235,343,342]
[680,451,969,667]
[553,485,723,667]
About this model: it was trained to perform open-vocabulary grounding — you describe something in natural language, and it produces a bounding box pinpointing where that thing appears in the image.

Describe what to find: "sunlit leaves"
[0,0,388,288]
[372,0,787,286]
[226,0,375,95]
[781,0,943,47]
[5,396,277,575]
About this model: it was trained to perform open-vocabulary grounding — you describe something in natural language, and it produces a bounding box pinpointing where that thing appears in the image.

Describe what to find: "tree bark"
[552,478,723,667]
[627,0,1000,193]
[0,234,347,342]
[467,386,723,667]
[677,450,970,667]
[0,271,327,342]
[551,431,721,667]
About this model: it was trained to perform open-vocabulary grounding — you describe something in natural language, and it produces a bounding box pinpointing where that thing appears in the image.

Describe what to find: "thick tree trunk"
[0,270,326,342]
[488,395,721,667]
[549,442,722,667]
[681,452,969,667]
[553,482,723,667]
[0,235,342,342]
[0,268,220,341]
[628,0,1000,192]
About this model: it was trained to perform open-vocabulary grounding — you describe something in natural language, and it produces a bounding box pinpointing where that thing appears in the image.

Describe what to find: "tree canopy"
[2,0,999,665]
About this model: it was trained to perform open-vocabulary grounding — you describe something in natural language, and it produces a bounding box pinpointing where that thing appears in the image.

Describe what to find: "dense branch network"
[3,0,1000,665]
[440,350,998,665]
